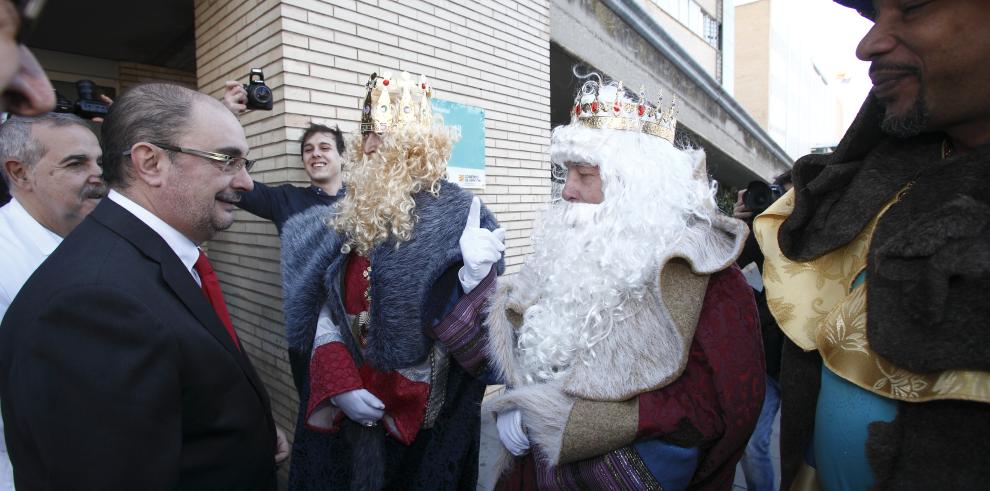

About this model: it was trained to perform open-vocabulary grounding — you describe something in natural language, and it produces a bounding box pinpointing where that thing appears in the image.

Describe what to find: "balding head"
[100,83,221,189]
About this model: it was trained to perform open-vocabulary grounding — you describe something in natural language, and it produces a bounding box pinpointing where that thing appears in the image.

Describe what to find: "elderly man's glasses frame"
[124,142,256,174]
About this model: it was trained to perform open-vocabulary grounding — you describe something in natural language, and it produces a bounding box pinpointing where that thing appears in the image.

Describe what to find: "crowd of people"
[0,0,988,490]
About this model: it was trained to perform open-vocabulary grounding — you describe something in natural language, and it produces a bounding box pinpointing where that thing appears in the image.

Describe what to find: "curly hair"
[333,123,457,255]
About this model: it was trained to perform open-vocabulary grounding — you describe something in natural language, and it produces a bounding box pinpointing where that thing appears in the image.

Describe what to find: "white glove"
[331,389,385,427]
[495,409,530,456]
[459,197,506,293]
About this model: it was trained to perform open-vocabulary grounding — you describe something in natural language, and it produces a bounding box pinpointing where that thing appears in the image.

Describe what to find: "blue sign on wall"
[432,99,486,189]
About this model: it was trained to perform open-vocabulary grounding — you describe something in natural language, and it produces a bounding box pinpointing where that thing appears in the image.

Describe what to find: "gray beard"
[880,94,931,138]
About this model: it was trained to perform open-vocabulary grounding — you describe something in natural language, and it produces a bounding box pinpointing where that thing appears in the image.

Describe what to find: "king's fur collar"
[281,181,502,370]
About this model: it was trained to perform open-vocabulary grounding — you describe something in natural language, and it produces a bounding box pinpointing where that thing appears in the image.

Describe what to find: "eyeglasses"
[125,142,255,174]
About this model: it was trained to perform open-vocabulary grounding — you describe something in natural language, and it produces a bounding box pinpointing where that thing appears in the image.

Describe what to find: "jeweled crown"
[360,71,434,134]
[571,80,678,143]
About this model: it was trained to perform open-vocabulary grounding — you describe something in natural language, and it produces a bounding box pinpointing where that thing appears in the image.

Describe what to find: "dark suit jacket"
[0,199,276,490]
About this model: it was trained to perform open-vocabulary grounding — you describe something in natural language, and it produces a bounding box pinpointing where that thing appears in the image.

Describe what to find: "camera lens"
[251,85,272,104]
[743,181,774,212]
[76,80,97,101]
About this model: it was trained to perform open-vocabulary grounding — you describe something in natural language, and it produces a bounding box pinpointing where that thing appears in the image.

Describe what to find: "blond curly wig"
[333,124,457,255]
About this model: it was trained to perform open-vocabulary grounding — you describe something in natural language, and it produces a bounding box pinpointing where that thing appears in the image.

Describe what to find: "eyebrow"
[59,154,90,164]
[215,147,245,157]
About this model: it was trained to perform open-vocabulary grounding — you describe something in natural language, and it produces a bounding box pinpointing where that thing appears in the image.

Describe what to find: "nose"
[363,133,382,155]
[561,167,580,202]
[231,164,254,192]
[856,16,896,62]
[561,182,578,202]
[86,159,103,178]
[1,46,56,116]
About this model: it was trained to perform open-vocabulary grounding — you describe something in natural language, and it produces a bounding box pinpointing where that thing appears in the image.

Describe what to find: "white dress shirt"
[0,198,63,321]
[0,197,63,491]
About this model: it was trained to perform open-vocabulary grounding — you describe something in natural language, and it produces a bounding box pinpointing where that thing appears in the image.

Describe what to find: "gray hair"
[0,112,92,186]
[100,83,204,188]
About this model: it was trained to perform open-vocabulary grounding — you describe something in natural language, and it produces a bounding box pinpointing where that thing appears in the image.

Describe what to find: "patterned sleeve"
[429,266,497,376]
[305,302,363,432]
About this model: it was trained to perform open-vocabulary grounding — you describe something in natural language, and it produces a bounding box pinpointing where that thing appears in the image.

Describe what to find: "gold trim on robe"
[753,189,990,404]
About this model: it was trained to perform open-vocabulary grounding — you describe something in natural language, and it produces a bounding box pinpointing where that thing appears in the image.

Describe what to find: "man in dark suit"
[0,83,286,490]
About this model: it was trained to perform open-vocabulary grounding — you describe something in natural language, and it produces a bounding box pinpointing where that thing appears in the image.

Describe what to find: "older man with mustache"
[0,112,104,489]
[753,1,990,489]
[0,113,105,319]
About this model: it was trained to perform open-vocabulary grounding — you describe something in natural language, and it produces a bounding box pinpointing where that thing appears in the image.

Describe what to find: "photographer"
[221,82,344,234]
[734,172,791,491]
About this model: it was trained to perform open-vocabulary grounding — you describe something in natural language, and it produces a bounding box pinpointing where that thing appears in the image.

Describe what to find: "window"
[652,0,721,49]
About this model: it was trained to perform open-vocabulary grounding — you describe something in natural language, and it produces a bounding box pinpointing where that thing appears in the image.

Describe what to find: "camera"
[54,80,110,120]
[243,68,273,110]
[742,180,785,214]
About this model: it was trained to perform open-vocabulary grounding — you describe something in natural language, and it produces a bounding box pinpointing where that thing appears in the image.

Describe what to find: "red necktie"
[194,250,241,350]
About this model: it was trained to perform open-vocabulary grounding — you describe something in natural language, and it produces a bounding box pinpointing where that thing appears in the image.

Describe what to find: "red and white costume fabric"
[280,183,502,490]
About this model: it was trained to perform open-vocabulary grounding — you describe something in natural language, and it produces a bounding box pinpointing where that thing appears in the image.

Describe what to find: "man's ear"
[2,159,32,192]
[128,143,166,187]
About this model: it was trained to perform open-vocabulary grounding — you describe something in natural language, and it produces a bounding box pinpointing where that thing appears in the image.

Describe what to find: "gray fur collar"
[281,181,502,370]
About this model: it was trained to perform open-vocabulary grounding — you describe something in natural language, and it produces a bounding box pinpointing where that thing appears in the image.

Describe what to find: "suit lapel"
[91,200,272,408]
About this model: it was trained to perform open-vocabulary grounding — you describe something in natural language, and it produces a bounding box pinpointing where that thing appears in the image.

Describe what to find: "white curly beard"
[514,126,712,384]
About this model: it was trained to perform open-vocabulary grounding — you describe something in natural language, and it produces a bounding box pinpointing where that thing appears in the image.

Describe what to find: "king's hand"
[458,197,505,293]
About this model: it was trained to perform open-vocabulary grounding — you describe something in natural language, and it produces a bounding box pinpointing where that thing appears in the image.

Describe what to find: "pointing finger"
[466,196,481,229]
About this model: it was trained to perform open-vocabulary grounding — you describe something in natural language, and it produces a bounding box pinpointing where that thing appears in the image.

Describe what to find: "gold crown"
[570,81,678,143]
[360,71,434,134]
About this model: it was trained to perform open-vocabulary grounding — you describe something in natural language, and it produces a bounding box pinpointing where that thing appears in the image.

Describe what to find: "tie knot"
[194,250,214,276]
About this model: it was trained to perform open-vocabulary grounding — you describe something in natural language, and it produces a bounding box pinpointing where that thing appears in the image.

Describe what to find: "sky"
[803,0,874,130]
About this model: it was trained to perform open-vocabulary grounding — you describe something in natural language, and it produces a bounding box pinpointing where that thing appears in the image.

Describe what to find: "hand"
[495,409,530,456]
[732,189,753,220]
[222,80,248,115]
[90,94,114,123]
[458,197,505,293]
[274,426,290,464]
[331,389,385,427]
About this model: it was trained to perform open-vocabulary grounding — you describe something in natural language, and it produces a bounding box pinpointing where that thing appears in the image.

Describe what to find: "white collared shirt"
[0,197,63,322]
[0,197,64,490]
[107,190,203,286]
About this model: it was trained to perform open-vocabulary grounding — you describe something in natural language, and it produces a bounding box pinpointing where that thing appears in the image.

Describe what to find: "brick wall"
[192,0,552,472]
[273,0,552,272]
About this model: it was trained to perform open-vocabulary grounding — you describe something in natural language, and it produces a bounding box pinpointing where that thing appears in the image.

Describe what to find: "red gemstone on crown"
[383,79,390,86]
[575,104,581,115]
[421,83,426,89]
[591,101,599,112]
[613,104,620,113]
[638,105,645,116]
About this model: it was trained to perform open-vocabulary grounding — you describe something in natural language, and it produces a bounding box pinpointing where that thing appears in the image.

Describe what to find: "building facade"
[734,0,844,159]
[24,1,790,482]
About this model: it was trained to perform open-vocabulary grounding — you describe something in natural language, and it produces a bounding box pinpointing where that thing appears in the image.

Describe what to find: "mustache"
[869,62,921,76]
[215,191,242,204]
[82,182,108,199]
